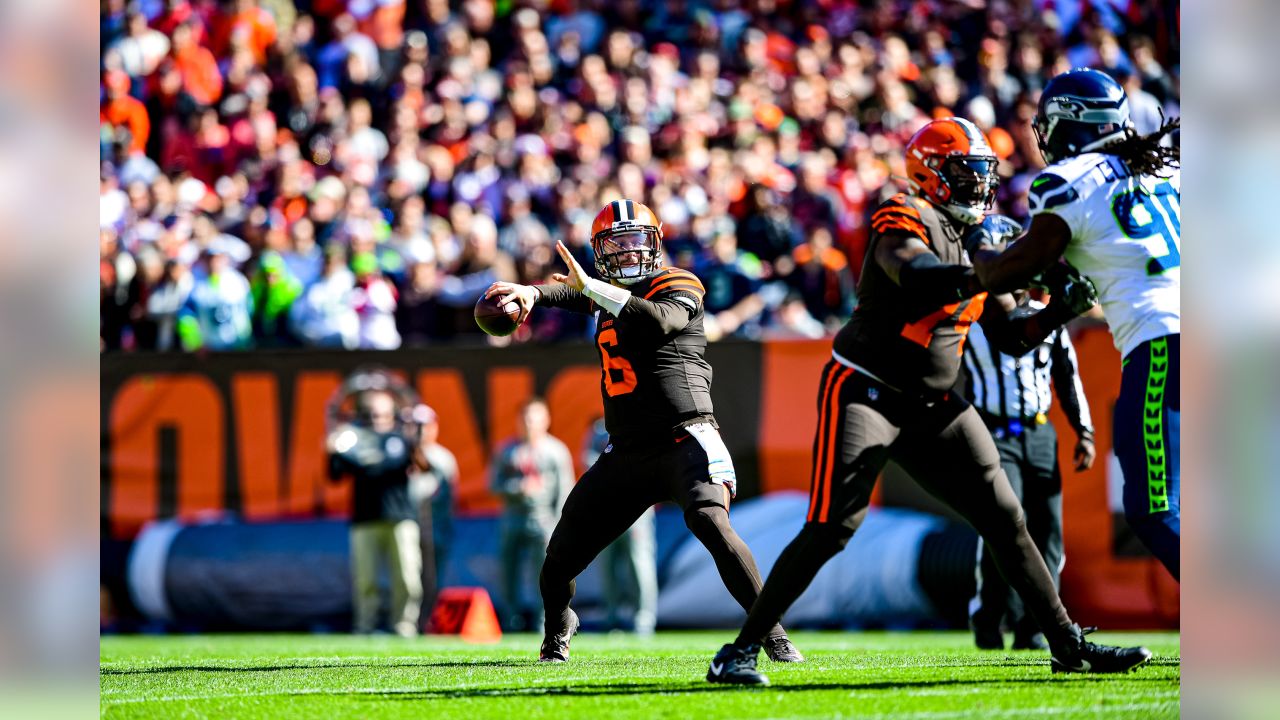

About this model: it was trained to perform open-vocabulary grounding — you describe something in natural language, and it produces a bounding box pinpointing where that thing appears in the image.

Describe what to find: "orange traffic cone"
[427,587,502,643]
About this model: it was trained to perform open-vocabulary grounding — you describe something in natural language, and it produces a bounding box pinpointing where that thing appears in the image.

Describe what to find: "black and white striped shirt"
[962,302,1093,435]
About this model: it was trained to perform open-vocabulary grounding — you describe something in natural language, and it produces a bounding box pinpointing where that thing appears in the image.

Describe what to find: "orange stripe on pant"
[806,363,838,522]
[807,365,853,523]
[814,366,853,523]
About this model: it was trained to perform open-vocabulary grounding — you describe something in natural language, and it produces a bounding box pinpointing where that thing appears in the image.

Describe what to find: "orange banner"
[100,333,1176,625]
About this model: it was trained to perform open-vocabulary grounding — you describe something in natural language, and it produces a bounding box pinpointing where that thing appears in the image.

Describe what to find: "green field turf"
[101,630,1179,719]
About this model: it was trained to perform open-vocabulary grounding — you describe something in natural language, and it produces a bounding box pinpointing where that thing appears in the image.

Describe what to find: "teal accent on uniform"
[1143,337,1170,514]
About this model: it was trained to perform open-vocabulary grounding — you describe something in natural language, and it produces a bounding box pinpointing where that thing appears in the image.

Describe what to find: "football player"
[484,200,803,664]
[706,117,1153,686]
[966,68,1180,580]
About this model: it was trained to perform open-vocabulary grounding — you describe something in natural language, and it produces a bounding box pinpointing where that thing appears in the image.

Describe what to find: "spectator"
[144,259,194,351]
[176,248,254,351]
[184,212,252,267]
[316,13,378,90]
[249,250,304,346]
[789,226,854,328]
[1119,70,1167,136]
[736,184,798,275]
[283,216,324,287]
[490,398,574,633]
[210,0,278,65]
[291,245,359,348]
[128,247,168,350]
[350,251,401,349]
[109,10,170,79]
[100,71,150,157]
[151,0,204,44]
[790,155,841,241]
[765,292,828,341]
[697,232,767,341]
[100,227,139,351]
[97,0,1179,352]
[170,20,223,108]
[395,254,452,344]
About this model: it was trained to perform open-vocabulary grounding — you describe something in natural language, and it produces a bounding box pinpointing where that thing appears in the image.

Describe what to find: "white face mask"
[599,230,657,283]
[616,264,648,284]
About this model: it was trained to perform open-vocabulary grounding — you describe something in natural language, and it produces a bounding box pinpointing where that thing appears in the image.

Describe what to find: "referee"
[962,293,1097,651]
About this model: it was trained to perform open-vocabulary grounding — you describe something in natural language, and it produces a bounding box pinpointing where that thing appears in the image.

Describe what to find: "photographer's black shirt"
[328,430,417,524]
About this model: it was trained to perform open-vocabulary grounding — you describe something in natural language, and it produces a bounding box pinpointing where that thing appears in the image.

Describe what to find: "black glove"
[962,214,1024,257]
[1040,263,1098,316]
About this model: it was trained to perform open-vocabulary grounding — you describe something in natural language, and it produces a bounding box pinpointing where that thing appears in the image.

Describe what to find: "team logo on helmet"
[1034,68,1134,164]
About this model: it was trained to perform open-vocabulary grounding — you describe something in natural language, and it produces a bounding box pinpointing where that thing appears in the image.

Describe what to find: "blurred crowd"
[100,0,1180,352]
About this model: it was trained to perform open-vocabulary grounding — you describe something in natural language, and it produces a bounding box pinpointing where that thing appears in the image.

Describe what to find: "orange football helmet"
[905,117,999,224]
[590,199,663,284]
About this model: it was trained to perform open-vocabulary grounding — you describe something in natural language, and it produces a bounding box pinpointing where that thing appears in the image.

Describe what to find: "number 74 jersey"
[1029,152,1180,357]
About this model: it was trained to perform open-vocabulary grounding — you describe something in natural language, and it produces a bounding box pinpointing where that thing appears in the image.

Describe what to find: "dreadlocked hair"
[1101,116,1180,177]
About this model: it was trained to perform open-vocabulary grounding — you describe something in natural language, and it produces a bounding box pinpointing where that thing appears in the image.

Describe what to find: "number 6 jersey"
[1028,153,1181,357]
[538,267,716,440]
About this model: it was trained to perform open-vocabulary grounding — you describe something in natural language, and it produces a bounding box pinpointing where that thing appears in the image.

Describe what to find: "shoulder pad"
[1027,171,1080,214]
[640,267,705,302]
[871,194,929,243]
[1047,152,1109,183]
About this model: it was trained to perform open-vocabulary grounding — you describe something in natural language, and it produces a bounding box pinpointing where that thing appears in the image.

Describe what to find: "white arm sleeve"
[581,277,631,317]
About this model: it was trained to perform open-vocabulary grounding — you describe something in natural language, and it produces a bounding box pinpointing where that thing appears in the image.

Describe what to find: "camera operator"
[326,382,428,637]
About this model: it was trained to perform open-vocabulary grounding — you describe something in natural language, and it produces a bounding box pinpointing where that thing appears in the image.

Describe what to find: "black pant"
[736,361,1073,649]
[971,417,1063,638]
[540,424,785,640]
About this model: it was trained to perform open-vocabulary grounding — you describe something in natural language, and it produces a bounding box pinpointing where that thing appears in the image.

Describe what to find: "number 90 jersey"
[1029,153,1180,358]
[594,267,716,439]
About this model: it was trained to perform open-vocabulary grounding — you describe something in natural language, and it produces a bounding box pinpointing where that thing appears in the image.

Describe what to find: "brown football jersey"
[539,267,715,439]
[832,193,989,395]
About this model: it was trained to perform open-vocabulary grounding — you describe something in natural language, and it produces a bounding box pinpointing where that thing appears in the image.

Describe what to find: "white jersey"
[1028,152,1180,358]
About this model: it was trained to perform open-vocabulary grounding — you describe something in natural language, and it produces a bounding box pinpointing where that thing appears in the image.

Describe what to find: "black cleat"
[706,643,769,685]
[1051,625,1153,674]
[973,625,1005,651]
[763,634,805,662]
[538,609,580,663]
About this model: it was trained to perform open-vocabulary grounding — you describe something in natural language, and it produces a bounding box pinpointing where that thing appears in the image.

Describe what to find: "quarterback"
[485,200,802,664]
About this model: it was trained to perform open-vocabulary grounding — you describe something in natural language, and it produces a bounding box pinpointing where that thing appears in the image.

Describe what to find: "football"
[474,293,522,336]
